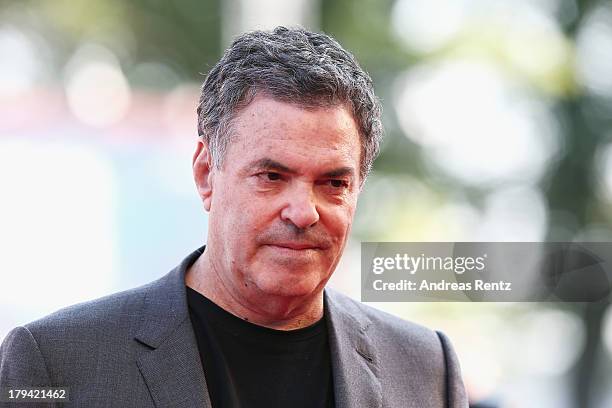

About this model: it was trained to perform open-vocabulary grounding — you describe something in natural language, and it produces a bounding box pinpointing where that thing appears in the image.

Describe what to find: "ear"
[193,139,214,212]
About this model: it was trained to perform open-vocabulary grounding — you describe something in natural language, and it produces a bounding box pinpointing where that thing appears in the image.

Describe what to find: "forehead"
[226,95,362,173]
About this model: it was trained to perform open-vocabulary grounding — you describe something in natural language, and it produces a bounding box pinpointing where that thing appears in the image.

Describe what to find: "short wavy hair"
[197,26,382,184]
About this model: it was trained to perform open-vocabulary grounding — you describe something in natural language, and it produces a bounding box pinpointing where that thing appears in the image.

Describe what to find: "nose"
[280,182,320,229]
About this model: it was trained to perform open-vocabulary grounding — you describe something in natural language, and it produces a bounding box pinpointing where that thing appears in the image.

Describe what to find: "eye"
[255,172,284,183]
[328,179,349,189]
[265,172,281,181]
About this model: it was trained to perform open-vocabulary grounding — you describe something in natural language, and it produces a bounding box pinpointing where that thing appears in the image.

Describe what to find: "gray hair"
[197,26,382,184]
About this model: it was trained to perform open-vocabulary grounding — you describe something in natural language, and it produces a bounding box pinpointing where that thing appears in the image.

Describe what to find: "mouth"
[265,243,323,251]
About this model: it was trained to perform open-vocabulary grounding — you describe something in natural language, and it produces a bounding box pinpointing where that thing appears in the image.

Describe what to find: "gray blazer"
[0,247,468,407]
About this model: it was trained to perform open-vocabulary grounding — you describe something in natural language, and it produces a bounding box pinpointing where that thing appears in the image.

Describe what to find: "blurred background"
[1,0,611,406]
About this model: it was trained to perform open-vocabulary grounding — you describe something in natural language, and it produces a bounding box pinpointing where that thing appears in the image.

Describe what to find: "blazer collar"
[134,246,203,348]
[325,288,382,408]
[134,246,211,408]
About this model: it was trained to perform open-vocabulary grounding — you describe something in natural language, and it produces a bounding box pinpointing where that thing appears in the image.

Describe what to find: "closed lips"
[267,243,321,250]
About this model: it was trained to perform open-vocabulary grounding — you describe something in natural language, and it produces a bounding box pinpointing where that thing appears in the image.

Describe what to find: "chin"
[251,270,325,299]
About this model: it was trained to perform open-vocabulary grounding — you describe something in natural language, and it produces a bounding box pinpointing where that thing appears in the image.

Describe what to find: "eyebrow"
[321,167,355,178]
[247,158,355,179]
[249,158,296,174]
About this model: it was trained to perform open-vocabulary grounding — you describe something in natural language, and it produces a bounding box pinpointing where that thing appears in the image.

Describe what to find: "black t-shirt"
[186,286,335,408]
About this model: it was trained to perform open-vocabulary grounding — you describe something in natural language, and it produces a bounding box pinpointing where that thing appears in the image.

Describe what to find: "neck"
[185,249,325,331]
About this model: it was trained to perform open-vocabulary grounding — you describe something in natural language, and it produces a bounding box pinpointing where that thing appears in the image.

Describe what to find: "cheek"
[322,204,355,245]
[213,185,270,246]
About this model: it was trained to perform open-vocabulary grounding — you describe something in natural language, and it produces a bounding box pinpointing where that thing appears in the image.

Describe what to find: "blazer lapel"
[134,248,212,408]
[325,289,382,408]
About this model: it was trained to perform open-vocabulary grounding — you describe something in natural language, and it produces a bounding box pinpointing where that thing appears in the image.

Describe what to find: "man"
[0,27,468,407]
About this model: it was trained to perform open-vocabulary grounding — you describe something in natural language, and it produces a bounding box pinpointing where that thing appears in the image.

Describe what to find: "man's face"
[196,95,362,305]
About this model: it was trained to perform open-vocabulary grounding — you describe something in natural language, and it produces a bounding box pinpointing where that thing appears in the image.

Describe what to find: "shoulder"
[325,288,468,406]
[325,288,455,381]
[326,287,442,348]
[0,279,160,387]
[18,248,197,340]
[24,280,155,339]
[25,287,145,332]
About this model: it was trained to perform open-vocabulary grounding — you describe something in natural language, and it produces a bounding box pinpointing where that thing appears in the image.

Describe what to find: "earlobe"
[192,140,214,212]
